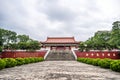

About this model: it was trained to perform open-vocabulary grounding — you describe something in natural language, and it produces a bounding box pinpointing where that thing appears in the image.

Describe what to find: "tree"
[0,46,2,52]
[27,40,41,50]
[81,31,111,51]
[85,37,95,50]
[18,42,27,50]
[18,40,41,51]
[17,35,30,42]
[0,28,41,51]
[79,42,87,52]
[108,21,120,49]
[0,28,5,46]
[93,31,111,50]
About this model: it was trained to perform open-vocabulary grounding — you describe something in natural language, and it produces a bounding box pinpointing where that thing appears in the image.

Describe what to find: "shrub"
[15,58,25,66]
[110,60,120,72]
[37,57,44,62]
[29,58,35,63]
[77,58,120,72]
[98,58,112,68]
[0,57,44,70]
[24,58,30,64]
[34,57,39,62]
[3,58,17,68]
[92,58,101,66]
[86,58,93,64]
[0,59,6,70]
[77,58,82,62]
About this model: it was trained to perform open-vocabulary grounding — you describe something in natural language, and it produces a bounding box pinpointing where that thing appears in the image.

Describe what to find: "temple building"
[41,37,80,50]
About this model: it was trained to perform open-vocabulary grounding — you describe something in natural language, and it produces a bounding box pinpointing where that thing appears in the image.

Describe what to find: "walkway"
[0,61,120,80]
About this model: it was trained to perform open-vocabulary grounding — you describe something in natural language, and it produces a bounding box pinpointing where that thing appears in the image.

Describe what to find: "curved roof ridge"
[47,36,74,39]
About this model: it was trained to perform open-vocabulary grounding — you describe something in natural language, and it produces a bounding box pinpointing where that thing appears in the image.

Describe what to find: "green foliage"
[37,57,44,62]
[108,21,120,49]
[29,57,35,63]
[98,58,112,68]
[86,58,93,64]
[17,35,30,42]
[79,42,90,52]
[18,40,41,51]
[79,21,120,51]
[110,60,120,72]
[79,42,85,52]
[32,57,44,62]
[92,58,101,66]
[0,28,41,51]
[15,58,25,66]
[27,40,41,51]
[77,58,120,72]
[18,42,28,50]
[27,57,44,63]
[3,58,17,68]
[24,58,31,64]
[0,59,6,70]
[0,57,44,70]
[0,46,2,52]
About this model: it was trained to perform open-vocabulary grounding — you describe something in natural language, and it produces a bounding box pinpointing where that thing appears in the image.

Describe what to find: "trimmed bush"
[86,58,93,64]
[0,59,6,70]
[0,57,44,70]
[3,58,17,68]
[110,60,120,72]
[16,58,25,66]
[92,58,101,66]
[77,58,85,63]
[77,58,120,72]
[34,57,40,62]
[98,58,112,68]
[24,58,30,64]
[37,57,44,62]
[29,58,35,63]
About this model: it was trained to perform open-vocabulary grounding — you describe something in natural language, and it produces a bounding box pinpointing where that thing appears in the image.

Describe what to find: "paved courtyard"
[0,61,120,80]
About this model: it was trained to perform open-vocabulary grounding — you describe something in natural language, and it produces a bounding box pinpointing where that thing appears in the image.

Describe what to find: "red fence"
[1,50,47,58]
[74,50,120,59]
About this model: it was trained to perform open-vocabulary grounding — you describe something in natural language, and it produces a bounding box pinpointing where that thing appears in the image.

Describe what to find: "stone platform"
[0,61,120,80]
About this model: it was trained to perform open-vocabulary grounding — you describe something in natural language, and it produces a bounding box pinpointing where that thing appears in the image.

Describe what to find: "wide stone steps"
[45,50,75,61]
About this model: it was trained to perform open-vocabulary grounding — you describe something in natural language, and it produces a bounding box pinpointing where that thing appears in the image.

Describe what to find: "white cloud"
[0,0,120,41]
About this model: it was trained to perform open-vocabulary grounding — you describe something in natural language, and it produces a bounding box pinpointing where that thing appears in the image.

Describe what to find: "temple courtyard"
[0,61,120,80]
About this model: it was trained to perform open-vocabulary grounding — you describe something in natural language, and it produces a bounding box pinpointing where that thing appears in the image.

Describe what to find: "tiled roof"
[44,37,78,43]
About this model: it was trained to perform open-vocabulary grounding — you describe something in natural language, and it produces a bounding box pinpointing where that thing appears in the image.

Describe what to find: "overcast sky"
[0,0,120,41]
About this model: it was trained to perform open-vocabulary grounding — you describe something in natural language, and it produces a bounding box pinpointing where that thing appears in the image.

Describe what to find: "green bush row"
[77,58,120,72]
[0,57,44,70]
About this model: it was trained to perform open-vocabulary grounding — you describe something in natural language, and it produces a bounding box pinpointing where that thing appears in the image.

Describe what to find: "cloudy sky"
[0,0,120,41]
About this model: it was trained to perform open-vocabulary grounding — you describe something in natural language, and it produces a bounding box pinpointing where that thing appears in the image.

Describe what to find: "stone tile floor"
[0,61,120,80]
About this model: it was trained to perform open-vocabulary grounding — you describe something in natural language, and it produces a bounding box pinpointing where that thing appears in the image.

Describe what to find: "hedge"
[98,58,112,68]
[77,58,120,72]
[92,58,101,66]
[0,57,44,70]
[0,59,6,70]
[3,58,17,68]
[110,60,120,72]
[15,58,25,66]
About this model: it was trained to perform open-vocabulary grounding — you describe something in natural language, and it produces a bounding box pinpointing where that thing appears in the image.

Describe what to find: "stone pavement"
[0,61,120,80]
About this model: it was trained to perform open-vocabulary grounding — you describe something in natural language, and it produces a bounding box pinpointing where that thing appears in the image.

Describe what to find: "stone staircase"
[45,50,75,61]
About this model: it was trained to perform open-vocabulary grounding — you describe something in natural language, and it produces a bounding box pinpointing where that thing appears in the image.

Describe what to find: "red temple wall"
[74,50,120,59]
[1,50,47,58]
